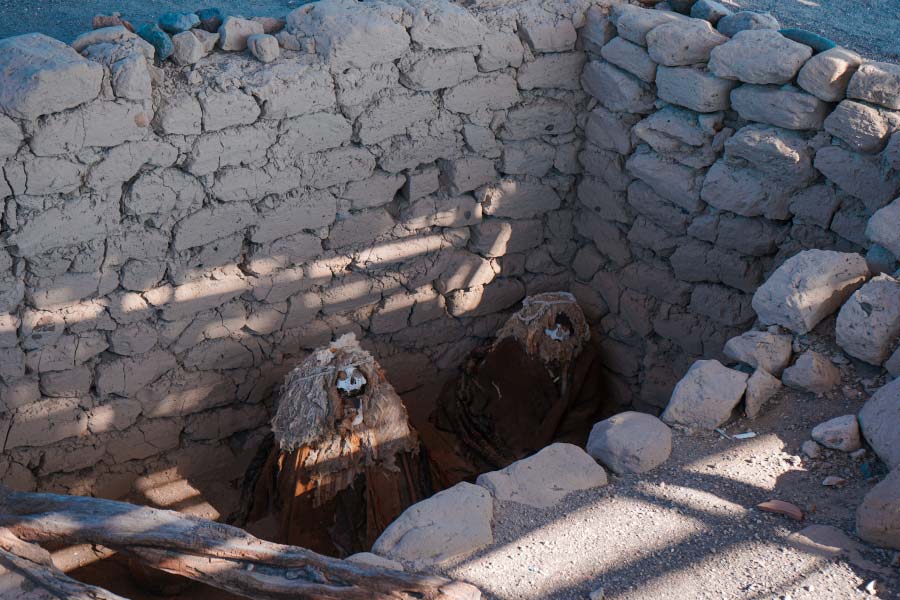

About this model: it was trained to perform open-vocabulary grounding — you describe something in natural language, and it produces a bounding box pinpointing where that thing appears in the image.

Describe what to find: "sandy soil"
[436,325,899,599]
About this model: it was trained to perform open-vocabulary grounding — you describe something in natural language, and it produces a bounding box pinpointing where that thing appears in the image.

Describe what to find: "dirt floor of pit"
[433,324,899,600]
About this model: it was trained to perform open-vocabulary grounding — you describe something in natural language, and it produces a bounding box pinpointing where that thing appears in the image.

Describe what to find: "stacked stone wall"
[0,0,600,497]
[572,3,900,411]
[1,0,898,498]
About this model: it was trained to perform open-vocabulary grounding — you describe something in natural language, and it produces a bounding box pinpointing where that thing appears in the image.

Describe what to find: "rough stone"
[716,10,780,37]
[443,73,519,114]
[782,351,840,394]
[171,30,205,65]
[835,274,900,365]
[372,481,493,569]
[476,443,608,507]
[401,51,477,92]
[811,415,861,452]
[656,66,737,113]
[744,368,782,418]
[0,34,104,120]
[218,16,264,52]
[731,84,830,130]
[517,52,585,90]
[611,4,684,46]
[752,250,869,334]
[857,468,900,550]
[480,179,560,219]
[858,376,900,469]
[248,33,280,63]
[581,60,655,114]
[110,55,152,100]
[518,9,576,52]
[647,18,728,67]
[661,359,749,429]
[824,100,890,153]
[847,62,900,110]
[815,146,900,208]
[724,331,792,375]
[690,0,732,25]
[797,47,862,102]
[600,37,656,83]
[586,412,672,474]
[709,30,811,85]
[866,198,900,259]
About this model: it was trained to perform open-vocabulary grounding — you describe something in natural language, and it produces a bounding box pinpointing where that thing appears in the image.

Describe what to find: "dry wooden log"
[0,487,479,600]
[0,527,127,600]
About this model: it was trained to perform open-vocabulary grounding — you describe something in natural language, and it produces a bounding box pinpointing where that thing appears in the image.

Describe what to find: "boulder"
[171,31,205,66]
[847,62,900,110]
[600,37,656,83]
[136,24,174,60]
[0,33,104,120]
[611,4,684,46]
[709,30,811,85]
[159,11,200,34]
[744,368,782,418]
[586,412,672,474]
[690,0,732,25]
[196,7,224,32]
[581,60,656,114]
[866,198,900,259]
[858,377,900,469]
[656,66,737,113]
[646,18,728,67]
[835,274,900,365]
[372,481,493,569]
[475,443,608,508]
[811,415,861,452]
[219,16,265,51]
[724,330,792,375]
[716,10,779,37]
[751,250,869,334]
[857,468,900,549]
[814,146,900,208]
[782,351,840,394]
[796,47,862,102]
[661,359,748,429]
[730,84,829,130]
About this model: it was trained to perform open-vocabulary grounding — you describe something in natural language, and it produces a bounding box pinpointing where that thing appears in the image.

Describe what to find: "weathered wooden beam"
[0,487,479,600]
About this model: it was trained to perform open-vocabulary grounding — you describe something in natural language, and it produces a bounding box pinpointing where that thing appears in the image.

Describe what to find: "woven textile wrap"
[495,291,590,365]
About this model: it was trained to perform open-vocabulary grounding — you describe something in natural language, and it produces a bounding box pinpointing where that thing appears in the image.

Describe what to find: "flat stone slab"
[476,443,608,508]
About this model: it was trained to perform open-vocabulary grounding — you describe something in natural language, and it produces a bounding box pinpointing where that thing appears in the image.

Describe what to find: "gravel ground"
[0,1,298,43]
[0,0,898,63]
[436,326,900,599]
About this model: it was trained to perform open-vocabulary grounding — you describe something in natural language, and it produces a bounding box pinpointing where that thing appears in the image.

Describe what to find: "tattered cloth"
[239,334,430,556]
[425,292,621,487]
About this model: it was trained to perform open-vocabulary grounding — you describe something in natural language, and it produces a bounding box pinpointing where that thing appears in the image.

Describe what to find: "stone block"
[476,443,608,507]
[866,198,900,259]
[647,18,728,67]
[581,60,655,113]
[501,98,575,140]
[372,482,493,569]
[600,37,656,83]
[443,72,519,114]
[400,194,481,230]
[247,62,336,120]
[287,0,409,69]
[110,55,152,100]
[6,194,118,258]
[469,219,542,258]
[442,157,496,194]
[518,9,576,52]
[445,278,525,317]
[329,209,396,249]
[161,267,251,321]
[782,350,840,394]
[400,50,477,92]
[185,125,276,176]
[5,397,88,449]
[716,10,779,36]
[634,106,721,169]
[690,0,732,25]
[480,179,560,219]
[404,165,441,200]
[0,34,103,120]
[199,90,261,132]
[501,140,555,177]
[724,124,816,186]
[405,0,485,50]
[585,106,639,155]
[611,4,684,46]
[709,30,811,85]
[858,377,900,470]
[835,274,900,365]
[847,62,900,110]
[341,171,405,210]
[731,84,829,130]
[661,359,748,429]
[517,52,586,90]
[689,283,755,326]
[823,100,890,153]
[752,249,869,333]
[172,203,256,252]
[815,146,900,207]
[625,147,703,212]
[797,47,862,102]
[218,16,264,51]
[477,30,524,72]
[581,6,616,54]
[656,66,737,113]
[0,115,22,158]
[587,412,672,474]
[153,92,202,135]
[700,161,789,219]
